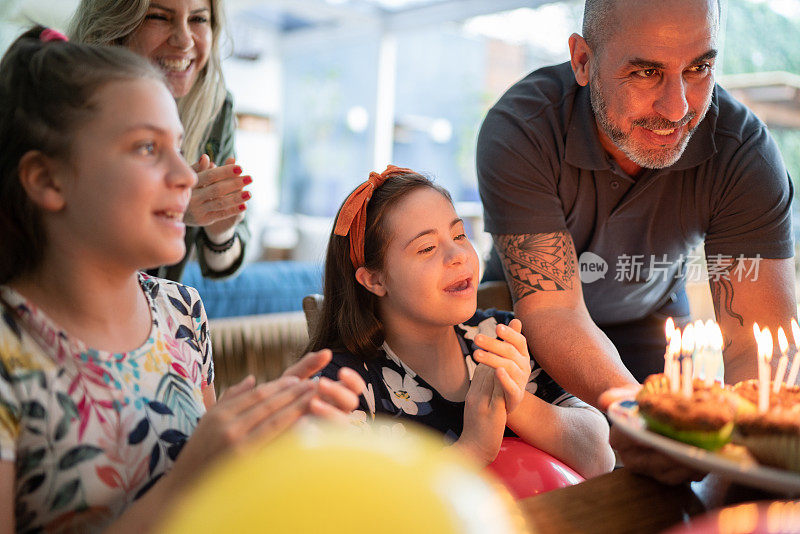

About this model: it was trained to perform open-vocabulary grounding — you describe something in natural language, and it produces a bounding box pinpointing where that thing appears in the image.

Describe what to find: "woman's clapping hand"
[185,155,250,237]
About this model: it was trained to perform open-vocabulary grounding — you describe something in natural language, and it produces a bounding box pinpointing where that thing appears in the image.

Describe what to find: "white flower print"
[465,354,478,380]
[362,382,376,416]
[458,317,499,342]
[381,367,433,415]
[382,342,418,378]
[349,410,369,428]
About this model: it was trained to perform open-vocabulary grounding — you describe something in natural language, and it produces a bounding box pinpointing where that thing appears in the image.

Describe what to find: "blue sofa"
[182,260,323,319]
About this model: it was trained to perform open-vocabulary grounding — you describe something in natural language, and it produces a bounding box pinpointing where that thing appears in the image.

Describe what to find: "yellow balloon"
[159,418,530,533]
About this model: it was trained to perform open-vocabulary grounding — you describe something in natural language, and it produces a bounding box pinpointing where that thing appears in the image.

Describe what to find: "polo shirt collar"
[564,83,720,173]
[565,84,610,171]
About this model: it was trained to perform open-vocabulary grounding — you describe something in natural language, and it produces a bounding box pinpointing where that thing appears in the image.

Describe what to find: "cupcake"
[639,373,725,397]
[636,375,738,451]
[732,379,800,409]
[734,406,800,472]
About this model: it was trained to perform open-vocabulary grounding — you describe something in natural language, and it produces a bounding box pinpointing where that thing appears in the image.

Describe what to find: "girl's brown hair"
[0,26,162,284]
[306,172,452,361]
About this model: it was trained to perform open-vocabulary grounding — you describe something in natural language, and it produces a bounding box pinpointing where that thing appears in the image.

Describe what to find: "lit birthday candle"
[681,323,695,397]
[668,329,681,392]
[663,318,675,378]
[693,321,706,381]
[786,319,800,387]
[758,327,773,413]
[692,319,706,384]
[773,327,789,393]
[753,322,761,383]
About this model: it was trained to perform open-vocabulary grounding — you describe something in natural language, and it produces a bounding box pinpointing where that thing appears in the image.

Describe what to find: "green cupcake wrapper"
[642,413,733,451]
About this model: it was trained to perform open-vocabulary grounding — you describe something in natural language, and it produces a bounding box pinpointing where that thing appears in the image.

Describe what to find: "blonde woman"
[70,0,250,282]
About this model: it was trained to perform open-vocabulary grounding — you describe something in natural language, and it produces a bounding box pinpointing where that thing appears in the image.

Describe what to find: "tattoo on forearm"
[493,232,575,301]
[709,261,744,327]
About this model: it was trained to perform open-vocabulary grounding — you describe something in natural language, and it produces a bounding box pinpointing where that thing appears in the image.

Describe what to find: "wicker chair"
[302,294,324,339]
[209,311,309,392]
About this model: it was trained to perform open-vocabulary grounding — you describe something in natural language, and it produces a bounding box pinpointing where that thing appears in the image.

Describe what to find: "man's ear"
[355,266,387,297]
[17,150,67,212]
[568,33,592,87]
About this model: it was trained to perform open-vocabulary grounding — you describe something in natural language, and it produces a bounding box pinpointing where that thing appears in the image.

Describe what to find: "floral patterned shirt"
[0,274,214,533]
[320,309,592,442]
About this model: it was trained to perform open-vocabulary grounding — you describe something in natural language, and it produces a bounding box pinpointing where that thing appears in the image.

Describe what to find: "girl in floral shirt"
[0,28,363,533]
[310,166,615,477]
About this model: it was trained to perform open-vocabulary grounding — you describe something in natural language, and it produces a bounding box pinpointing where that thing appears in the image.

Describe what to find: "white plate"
[608,399,800,494]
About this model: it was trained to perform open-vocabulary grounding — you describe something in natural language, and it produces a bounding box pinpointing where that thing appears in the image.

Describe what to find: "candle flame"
[682,323,695,355]
[779,326,789,355]
[669,329,682,355]
[753,322,761,344]
[712,323,723,350]
[694,320,706,349]
[665,317,675,341]
[792,318,800,348]
[761,327,774,363]
[694,322,706,350]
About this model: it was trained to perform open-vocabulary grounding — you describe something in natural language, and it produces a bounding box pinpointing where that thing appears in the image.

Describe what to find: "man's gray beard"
[589,70,705,170]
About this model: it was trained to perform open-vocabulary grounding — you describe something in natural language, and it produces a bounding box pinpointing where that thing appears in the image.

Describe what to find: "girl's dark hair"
[307,172,452,361]
[0,26,162,284]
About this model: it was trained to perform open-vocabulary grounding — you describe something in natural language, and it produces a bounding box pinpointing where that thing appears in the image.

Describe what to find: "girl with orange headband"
[308,166,615,477]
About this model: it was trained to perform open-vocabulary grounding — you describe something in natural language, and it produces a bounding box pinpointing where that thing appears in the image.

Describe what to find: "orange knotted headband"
[333,165,414,269]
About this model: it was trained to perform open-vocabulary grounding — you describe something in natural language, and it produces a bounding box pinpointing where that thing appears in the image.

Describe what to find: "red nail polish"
[242,176,252,185]
[233,166,242,175]
[238,204,246,211]
[242,191,251,201]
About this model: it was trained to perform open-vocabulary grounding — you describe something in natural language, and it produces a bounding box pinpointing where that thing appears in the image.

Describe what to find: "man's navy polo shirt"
[477,62,793,325]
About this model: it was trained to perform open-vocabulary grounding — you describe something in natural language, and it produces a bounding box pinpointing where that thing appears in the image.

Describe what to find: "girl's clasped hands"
[472,318,532,413]
[459,319,532,462]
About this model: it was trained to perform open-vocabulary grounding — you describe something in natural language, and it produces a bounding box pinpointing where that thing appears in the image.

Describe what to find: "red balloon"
[486,437,584,499]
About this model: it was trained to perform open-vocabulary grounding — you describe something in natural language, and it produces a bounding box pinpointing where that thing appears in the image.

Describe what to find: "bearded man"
[477,0,795,410]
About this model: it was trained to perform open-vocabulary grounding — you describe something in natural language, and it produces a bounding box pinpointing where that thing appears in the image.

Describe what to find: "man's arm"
[707,256,797,384]
[494,231,636,407]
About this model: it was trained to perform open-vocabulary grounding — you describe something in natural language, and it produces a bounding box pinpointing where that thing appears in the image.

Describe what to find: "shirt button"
[610,181,620,189]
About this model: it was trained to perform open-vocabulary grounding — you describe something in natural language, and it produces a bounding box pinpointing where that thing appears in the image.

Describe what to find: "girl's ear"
[17,150,67,212]
[355,266,387,297]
